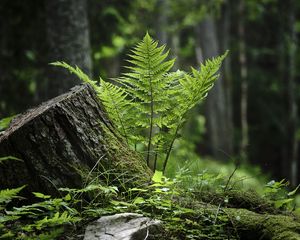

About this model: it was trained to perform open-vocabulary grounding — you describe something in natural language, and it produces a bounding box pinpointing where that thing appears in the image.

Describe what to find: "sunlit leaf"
[152,170,163,183]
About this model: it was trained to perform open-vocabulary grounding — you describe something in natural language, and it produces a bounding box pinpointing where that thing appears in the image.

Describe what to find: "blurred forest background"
[0,0,299,186]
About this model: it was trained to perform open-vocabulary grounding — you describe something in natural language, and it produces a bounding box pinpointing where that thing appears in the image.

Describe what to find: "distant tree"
[278,0,298,185]
[237,0,249,161]
[43,0,92,99]
[195,16,231,160]
[192,0,233,160]
[218,0,234,157]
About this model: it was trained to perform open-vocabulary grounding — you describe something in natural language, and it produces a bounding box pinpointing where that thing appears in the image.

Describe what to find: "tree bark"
[286,0,298,186]
[219,0,233,156]
[195,16,231,160]
[238,0,249,162]
[43,0,92,100]
[0,84,151,197]
[278,0,298,185]
[155,0,168,45]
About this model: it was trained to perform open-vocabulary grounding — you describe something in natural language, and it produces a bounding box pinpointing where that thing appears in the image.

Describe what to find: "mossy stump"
[0,84,151,197]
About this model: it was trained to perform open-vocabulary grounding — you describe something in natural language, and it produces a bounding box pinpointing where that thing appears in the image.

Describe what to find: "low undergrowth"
[1,167,299,240]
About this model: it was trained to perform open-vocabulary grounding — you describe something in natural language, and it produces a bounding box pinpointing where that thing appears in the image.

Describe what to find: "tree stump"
[0,84,151,197]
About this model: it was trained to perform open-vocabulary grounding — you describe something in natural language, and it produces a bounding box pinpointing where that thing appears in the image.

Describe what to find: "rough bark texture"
[0,84,151,196]
[44,0,92,99]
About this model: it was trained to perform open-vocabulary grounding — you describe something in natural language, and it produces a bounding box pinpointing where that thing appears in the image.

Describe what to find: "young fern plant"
[52,33,227,173]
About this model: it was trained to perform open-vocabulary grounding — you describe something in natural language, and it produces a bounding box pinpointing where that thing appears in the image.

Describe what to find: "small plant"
[0,181,121,239]
[0,115,15,132]
[263,179,300,209]
[52,33,227,172]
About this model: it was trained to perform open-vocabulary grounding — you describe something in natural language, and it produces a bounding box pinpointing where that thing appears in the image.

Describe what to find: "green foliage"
[0,186,25,210]
[263,179,300,210]
[0,181,120,239]
[0,156,22,165]
[0,168,243,239]
[0,116,15,132]
[107,169,239,239]
[1,167,299,239]
[53,33,227,172]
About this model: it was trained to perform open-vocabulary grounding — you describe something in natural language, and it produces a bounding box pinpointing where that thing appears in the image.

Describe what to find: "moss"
[98,121,152,187]
[164,192,300,240]
[225,208,300,240]
[198,189,278,214]
[188,188,300,239]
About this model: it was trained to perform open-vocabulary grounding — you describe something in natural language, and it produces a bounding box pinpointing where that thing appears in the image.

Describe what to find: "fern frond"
[0,186,25,205]
[119,32,176,165]
[33,211,81,230]
[0,156,22,164]
[159,52,228,173]
[53,34,227,172]
[97,79,132,143]
[183,51,228,107]
[50,62,98,89]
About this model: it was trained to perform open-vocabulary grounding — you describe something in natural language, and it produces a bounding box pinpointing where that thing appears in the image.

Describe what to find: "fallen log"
[0,84,151,197]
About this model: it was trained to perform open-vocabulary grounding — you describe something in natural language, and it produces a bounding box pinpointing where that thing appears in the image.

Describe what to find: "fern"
[0,186,25,207]
[98,79,132,143]
[119,32,175,164]
[0,116,15,132]
[50,61,98,89]
[54,33,227,172]
[32,211,80,230]
[160,53,228,172]
[0,156,22,164]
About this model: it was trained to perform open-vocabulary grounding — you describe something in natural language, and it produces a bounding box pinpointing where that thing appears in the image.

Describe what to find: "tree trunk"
[286,0,298,186]
[278,0,298,185]
[43,0,92,100]
[195,16,230,160]
[155,0,168,45]
[0,84,151,197]
[219,0,233,156]
[238,0,249,162]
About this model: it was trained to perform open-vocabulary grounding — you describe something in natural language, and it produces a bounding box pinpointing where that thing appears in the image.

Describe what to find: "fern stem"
[146,90,154,166]
[153,147,159,171]
[146,40,155,167]
[162,124,180,174]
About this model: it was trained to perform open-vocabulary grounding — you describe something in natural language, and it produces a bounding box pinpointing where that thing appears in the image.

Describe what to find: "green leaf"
[0,231,15,239]
[0,116,15,131]
[274,198,293,208]
[110,200,133,207]
[0,215,20,223]
[64,194,71,201]
[0,185,26,205]
[0,156,22,164]
[129,188,147,193]
[133,197,145,204]
[288,184,300,196]
[34,211,81,230]
[50,61,98,89]
[152,170,163,183]
[32,192,51,199]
